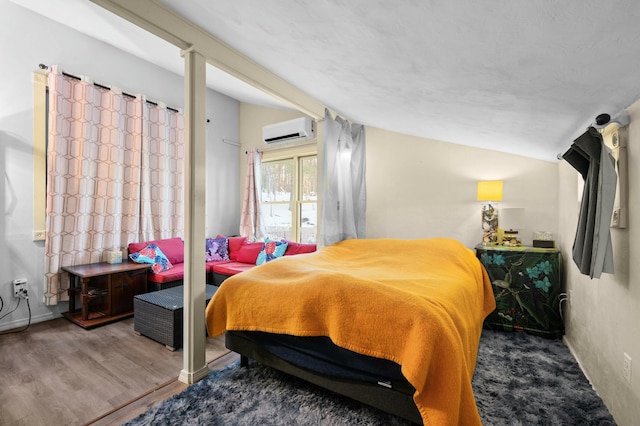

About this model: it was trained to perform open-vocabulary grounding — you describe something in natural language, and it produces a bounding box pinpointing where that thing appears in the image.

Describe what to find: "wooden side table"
[62,261,149,329]
[475,245,564,339]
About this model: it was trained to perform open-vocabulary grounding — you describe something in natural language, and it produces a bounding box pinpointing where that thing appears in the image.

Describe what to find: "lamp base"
[482,232,499,245]
[481,203,499,245]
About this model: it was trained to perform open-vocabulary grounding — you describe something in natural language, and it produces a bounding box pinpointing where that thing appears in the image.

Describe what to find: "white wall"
[205,87,241,237]
[560,101,640,426]
[0,1,240,331]
[366,127,558,248]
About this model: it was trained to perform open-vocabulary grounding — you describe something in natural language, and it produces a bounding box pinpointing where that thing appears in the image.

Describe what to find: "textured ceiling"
[15,0,640,161]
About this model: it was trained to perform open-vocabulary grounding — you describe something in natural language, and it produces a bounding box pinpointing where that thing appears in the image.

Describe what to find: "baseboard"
[178,365,210,384]
[0,311,58,332]
[562,335,597,391]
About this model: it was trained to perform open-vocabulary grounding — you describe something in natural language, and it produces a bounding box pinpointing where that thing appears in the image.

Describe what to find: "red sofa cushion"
[128,237,184,265]
[283,241,317,255]
[235,241,263,264]
[206,260,229,273]
[218,235,247,261]
[212,261,256,276]
[147,263,185,283]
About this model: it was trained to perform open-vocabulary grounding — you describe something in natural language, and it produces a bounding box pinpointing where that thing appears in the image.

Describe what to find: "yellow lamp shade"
[477,180,503,202]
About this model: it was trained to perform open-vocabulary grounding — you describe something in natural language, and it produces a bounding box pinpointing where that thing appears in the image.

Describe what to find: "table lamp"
[477,180,503,245]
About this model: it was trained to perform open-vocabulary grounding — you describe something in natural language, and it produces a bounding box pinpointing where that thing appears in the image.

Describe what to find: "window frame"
[260,152,317,243]
[33,70,48,241]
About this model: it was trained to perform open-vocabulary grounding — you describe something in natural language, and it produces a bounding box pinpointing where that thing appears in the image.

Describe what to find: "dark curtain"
[562,127,617,279]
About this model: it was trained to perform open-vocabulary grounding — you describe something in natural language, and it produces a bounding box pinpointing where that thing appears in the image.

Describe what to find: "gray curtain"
[562,127,617,279]
[321,109,366,246]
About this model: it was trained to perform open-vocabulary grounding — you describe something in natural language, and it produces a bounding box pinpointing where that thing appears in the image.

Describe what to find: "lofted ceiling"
[14,0,640,161]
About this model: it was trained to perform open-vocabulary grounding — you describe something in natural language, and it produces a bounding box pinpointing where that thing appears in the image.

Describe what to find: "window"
[33,71,48,241]
[261,155,317,243]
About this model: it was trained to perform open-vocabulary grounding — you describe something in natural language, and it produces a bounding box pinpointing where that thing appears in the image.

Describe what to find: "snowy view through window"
[261,156,316,243]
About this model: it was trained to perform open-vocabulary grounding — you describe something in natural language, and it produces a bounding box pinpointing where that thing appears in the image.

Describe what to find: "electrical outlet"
[623,353,632,383]
[12,279,28,299]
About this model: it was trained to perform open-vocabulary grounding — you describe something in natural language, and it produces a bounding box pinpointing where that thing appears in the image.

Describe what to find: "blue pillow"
[256,239,288,265]
[129,244,173,273]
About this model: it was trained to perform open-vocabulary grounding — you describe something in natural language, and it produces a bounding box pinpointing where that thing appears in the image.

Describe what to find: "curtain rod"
[38,63,180,113]
[222,138,240,147]
[558,110,631,160]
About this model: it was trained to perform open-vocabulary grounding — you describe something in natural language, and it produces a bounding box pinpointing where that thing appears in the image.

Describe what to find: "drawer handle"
[129,269,146,276]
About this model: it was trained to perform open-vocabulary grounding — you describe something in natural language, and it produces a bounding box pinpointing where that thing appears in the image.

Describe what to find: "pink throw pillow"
[235,242,264,264]
[217,235,247,261]
[283,240,317,255]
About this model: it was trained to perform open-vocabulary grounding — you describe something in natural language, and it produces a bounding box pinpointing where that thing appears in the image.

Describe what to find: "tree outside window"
[261,155,316,243]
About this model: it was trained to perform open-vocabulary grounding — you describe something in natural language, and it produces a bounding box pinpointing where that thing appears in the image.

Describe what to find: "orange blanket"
[206,238,495,425]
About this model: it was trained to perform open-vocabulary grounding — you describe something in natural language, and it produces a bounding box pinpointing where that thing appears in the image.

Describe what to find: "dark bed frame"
[225,331,423,425]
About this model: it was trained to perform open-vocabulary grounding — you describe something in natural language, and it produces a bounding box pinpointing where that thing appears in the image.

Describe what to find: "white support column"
[179,46,208,385]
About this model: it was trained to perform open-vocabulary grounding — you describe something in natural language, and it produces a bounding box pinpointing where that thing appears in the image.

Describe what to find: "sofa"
[127,236,316,292]
[209,236,317,286]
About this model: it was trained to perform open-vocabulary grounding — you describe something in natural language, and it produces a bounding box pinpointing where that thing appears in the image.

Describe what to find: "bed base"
[225,331,422,425]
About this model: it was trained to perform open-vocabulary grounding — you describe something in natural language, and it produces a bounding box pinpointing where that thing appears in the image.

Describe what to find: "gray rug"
[125,330,616,425]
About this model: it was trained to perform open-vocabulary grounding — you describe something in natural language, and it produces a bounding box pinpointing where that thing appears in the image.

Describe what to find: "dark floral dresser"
[475,245,564,339]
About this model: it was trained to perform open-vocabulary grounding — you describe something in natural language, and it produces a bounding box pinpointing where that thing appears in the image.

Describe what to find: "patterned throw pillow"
[206,237,229,262]
[256,239,288,265]
[129,244,173,274]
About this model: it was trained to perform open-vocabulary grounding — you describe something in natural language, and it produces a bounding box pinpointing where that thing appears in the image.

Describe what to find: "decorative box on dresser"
[475,245,564,339]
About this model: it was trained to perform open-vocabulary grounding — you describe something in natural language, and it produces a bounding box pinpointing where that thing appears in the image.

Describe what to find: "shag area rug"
[125,330,616,425]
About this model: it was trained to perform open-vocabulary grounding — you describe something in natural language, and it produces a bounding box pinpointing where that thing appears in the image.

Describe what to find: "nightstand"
[475,245,564,339]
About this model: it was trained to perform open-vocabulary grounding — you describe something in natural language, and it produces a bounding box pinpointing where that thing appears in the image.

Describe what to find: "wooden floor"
[0,317,237,426]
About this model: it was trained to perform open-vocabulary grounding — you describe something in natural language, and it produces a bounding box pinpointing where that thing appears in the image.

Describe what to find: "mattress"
[230,331,414,394]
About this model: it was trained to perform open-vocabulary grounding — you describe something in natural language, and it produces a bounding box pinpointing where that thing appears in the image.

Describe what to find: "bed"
[205,238,495,425]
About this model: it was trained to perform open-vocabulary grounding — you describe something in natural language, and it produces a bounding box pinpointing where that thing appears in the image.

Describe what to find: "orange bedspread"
[205,238,495,425]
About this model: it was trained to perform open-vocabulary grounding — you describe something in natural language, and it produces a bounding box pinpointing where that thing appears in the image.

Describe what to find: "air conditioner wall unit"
[263,117,316,144]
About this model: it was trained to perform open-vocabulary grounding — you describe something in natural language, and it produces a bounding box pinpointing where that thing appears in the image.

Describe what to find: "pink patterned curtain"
[139,101,184,241]
[44,66,184,305]
[239,149,264,240]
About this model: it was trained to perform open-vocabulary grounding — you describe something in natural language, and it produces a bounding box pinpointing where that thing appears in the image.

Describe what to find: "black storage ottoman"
[133,284,217,351]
